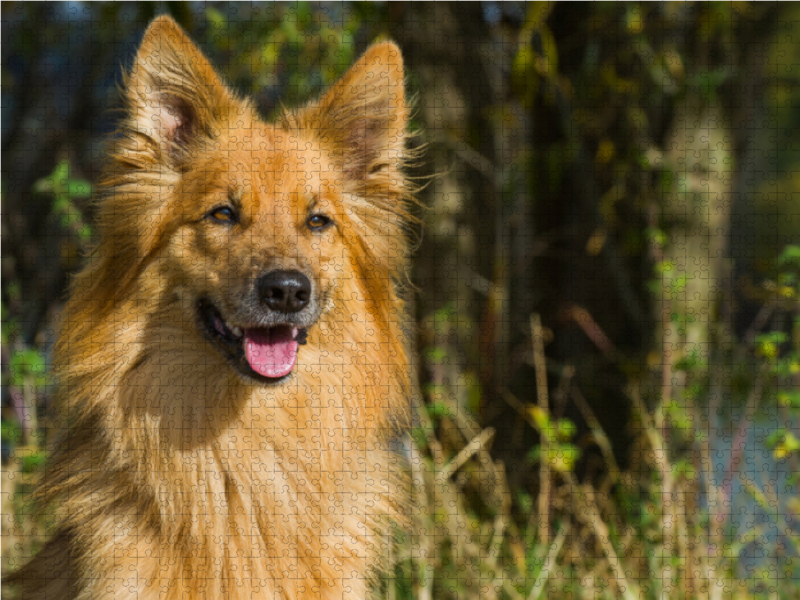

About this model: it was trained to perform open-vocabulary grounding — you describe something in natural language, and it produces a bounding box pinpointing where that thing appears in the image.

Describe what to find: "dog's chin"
[196,298,310,385]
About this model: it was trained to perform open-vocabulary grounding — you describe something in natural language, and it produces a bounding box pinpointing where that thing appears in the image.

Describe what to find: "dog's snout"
[257,270,311,313]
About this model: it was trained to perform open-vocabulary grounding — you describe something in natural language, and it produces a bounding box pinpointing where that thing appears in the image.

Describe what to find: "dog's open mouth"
[198,299,308,381]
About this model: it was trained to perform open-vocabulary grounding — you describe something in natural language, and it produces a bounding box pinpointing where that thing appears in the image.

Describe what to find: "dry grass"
[381,315,800,600]
[5,315,800,599]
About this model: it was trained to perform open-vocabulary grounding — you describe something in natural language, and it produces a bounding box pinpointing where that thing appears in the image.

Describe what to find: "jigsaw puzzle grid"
[3,3,800,599]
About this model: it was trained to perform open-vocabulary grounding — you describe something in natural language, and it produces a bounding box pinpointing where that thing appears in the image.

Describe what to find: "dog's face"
[174,128,346,382]
[104,17,410,384]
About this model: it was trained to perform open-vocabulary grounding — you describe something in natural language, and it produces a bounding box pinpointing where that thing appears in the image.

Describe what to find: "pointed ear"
[126,16,234,156]
[295,42,409,180]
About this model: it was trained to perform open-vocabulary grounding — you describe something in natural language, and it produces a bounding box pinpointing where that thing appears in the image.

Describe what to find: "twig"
[696,398,724,600]
[627,385,672,490]
[573,481,640,600]
[409,441,434,600]
[526,523,569,600]
[414,400,445,472]
[500,388,537,431]
[550,364,574,420]
[628,384,679,591]
[737,468,800,556]
[531,313,551,546]
[435,131,496,181]
[487,461,511,592]
[724,371,763,504]
[706,362,726,555]
[570,384,621,484]
[436,427,495,484]
[743,299,776,347]
[561,304,617,359]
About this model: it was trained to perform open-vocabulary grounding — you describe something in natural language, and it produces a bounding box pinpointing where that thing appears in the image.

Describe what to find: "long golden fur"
[8,16,414,599]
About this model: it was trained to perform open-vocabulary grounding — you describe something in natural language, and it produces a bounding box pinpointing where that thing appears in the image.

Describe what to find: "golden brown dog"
[8,15,414,599]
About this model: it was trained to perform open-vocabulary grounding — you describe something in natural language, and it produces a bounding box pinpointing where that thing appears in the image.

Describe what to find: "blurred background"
[4,2,800,598]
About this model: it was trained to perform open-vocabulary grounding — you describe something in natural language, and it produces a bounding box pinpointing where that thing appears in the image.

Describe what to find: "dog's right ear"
[126,16,234,157]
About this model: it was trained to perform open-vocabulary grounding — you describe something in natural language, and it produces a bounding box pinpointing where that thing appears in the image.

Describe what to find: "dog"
[8,15,415,599]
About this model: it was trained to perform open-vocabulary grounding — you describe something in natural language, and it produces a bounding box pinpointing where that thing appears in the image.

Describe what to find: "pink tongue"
[244,327,298,378]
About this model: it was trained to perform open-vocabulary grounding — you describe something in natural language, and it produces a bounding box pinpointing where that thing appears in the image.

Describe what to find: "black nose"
[257,270,311,313]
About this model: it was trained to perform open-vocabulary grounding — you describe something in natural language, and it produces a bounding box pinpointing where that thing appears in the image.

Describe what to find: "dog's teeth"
[232,326,243,338]
[214,316,227,336]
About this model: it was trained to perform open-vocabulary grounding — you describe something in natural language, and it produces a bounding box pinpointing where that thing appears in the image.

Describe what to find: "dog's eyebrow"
[306,193,319,212]
[227,186,242,202]
[225,186,250,216]
[227,186,245,209]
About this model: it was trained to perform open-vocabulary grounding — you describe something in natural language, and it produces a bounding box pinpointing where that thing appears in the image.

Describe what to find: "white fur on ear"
[147,93,196,145]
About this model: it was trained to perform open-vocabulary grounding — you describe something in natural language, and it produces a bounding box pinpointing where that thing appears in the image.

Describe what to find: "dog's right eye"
[208,206,237,224]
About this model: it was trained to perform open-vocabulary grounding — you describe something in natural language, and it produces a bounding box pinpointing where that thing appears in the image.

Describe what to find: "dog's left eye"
[208,206,237,224]
[307,214,332,231]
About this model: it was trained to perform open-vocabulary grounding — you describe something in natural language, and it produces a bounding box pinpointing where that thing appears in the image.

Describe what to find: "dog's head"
[95,16,413,384]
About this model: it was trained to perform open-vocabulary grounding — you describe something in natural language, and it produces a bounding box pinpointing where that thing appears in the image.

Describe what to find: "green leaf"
[547,444,580,473]
[1,419,22,445]
[423,346,447,364]
[206,7,226,30]
[22,449,47,473]
[779,244,800,267]
[426,401,450,420]
[554,418,577,442]
[67,180,92,198]
[777,391,800,408]
[9,348,47,389]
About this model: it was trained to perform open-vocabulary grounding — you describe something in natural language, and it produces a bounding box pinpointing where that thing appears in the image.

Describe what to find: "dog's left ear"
[295,42,408,181]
